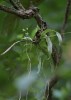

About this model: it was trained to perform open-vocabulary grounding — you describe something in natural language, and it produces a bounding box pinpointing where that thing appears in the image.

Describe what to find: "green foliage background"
[0,0,71,100]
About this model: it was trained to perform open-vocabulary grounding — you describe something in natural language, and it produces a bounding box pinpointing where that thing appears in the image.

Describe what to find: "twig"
[9,0,19,9]
[17,0,25,10]
[61,0,71,37]
[45,0,71,100]
[0,4,16,13]
[0,4,45,28]
[0,4,37,20]
[45,75,59,100]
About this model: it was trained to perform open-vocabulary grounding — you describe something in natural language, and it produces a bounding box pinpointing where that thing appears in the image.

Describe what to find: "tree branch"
[0,1,62,100]
[0,3,45,28]
[0,4,34,19]
[9,0,19,9]
[0,4,18,14]
[0,1,47,43]
[45,0,71,100]
[45,75,59,100]
[61,0,71,37]
[17,0,25,10]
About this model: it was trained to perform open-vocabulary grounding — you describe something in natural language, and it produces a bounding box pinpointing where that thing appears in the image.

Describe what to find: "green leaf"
[1,36,32,55]
[45,35,52,55]
[0,40,22,55]
[41,29,52,36]
[56,32,62,45]
[31,26,39,37]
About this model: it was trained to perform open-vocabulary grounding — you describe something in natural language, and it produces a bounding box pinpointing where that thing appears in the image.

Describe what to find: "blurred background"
[0,0,71,100]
